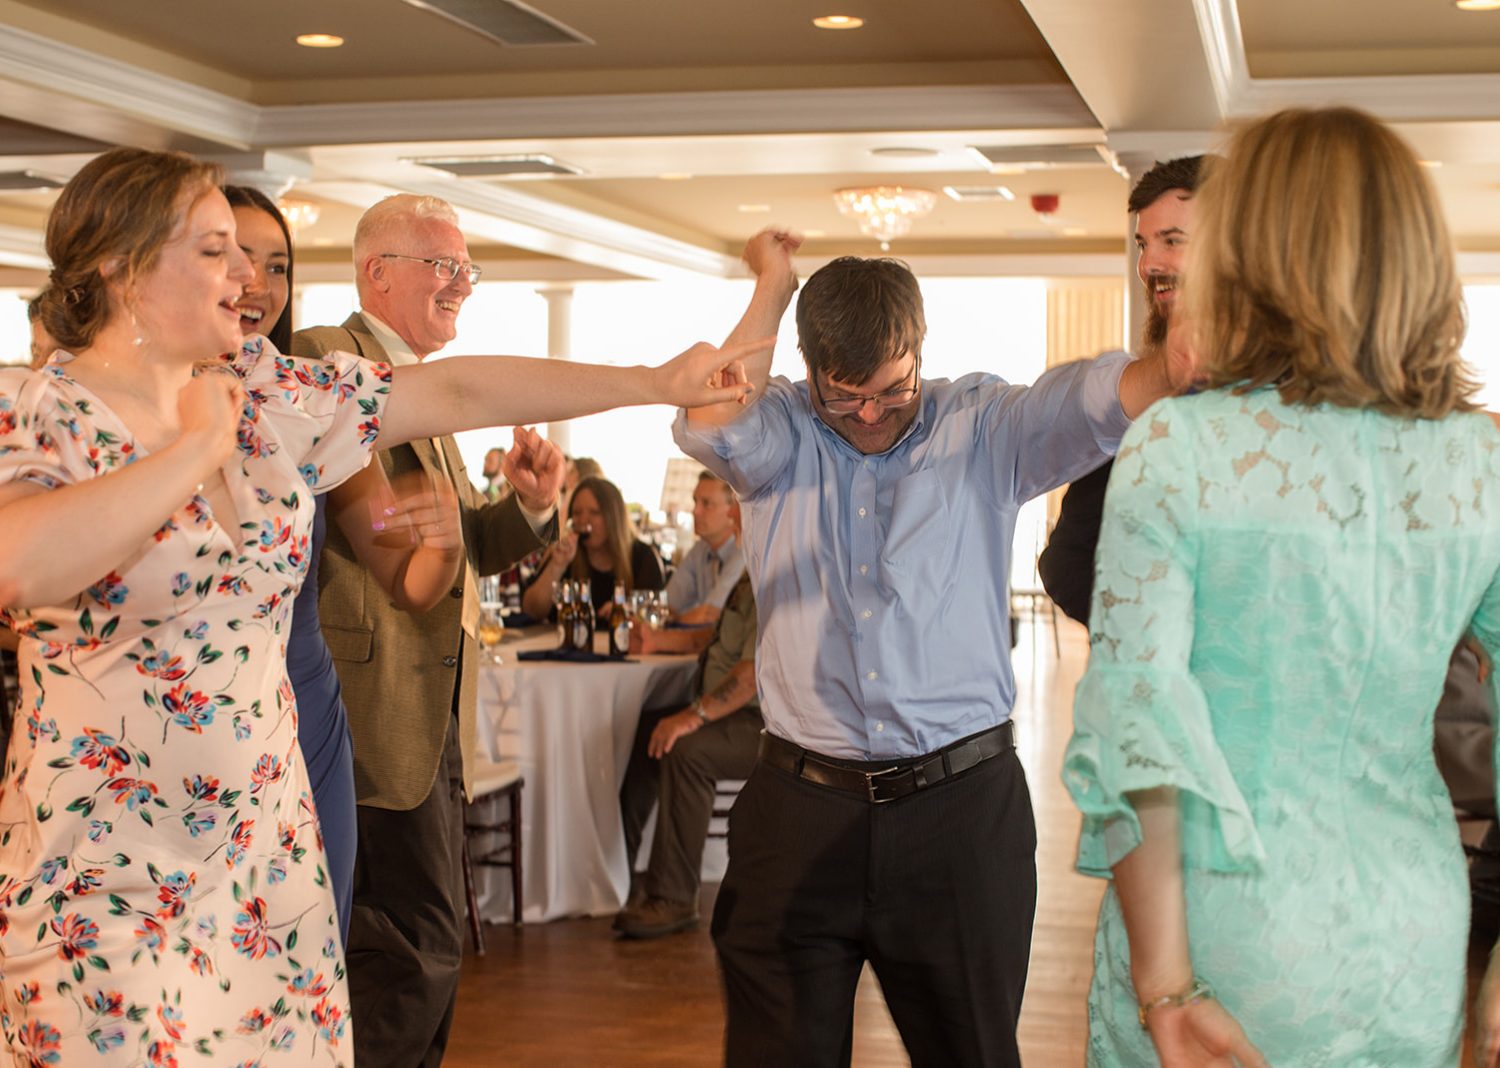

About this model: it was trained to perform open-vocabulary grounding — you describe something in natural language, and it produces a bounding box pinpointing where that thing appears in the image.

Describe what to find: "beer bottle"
[556,581,574,650]
[574,583,594,652]
[608,582,630,658]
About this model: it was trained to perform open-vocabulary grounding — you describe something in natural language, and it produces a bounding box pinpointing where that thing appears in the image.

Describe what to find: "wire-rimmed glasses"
[379,253,482,284]
[812,356,920,416]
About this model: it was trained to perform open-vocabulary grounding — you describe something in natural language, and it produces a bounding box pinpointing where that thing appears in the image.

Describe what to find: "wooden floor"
[446,613,1104,1068]
[444,612,1495,1066]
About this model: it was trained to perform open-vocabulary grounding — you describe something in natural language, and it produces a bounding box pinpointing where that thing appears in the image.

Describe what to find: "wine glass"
[478,608,505,664]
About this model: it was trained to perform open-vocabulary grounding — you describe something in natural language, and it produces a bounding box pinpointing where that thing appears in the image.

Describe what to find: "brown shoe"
[614,896,699,940]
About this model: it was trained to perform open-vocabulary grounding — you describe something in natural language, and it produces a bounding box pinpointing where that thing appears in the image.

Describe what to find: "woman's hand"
[1475,946,1500,1067]
[179,366,246,469]
[1147,998,1269,1068]
[654,336,771,410]
[551,530,580,570]
[392,472,462,560]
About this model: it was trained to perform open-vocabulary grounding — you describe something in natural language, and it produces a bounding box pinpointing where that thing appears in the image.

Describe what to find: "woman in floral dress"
[0,147,760,1067]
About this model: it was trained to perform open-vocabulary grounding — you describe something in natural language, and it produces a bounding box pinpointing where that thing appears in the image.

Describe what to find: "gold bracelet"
[1137,978,1213,1029]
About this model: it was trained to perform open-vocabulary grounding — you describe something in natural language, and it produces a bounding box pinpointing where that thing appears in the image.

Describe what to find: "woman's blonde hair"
[1187,106,1473,418]
[568,477,641,591]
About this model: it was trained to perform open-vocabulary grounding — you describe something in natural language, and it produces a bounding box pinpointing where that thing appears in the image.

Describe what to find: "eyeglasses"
[812,357,921,415]
[379,254,482,284]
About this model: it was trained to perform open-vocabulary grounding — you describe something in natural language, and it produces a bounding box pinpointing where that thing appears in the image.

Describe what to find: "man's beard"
[1143,285,1170,349]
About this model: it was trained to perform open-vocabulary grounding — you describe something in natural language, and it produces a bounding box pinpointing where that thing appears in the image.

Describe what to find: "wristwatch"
[690,699,709,724]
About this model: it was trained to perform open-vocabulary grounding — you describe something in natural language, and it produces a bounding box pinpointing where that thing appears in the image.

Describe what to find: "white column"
[537,286,575,454]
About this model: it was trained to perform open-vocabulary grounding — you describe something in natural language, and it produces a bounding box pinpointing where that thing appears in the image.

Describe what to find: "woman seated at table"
[522,475,664,622]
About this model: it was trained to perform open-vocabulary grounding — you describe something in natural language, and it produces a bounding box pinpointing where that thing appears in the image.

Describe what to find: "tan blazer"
[293,314,550,810]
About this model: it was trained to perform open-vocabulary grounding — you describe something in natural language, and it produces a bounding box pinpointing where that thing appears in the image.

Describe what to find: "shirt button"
[858,508,866,517]
[867,670,878,680]
[860,565,868,575]
[862,610,871,619]
[450,588,463,599]
[876,721,884,731]
[443,656,458,667]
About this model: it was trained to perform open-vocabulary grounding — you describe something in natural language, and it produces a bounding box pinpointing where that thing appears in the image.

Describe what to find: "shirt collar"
[358,310,421,367]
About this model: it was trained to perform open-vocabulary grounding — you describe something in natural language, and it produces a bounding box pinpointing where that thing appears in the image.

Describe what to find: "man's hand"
[649,708,704,758]
[743,227,802,284]
[628,622,659,655]
[505,426,564,515]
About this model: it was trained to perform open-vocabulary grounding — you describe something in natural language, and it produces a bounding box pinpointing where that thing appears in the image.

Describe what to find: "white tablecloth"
[472,628,699,923]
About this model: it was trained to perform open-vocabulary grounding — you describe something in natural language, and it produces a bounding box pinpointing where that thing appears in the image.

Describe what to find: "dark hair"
[568,477,642,590]
[223,184,294,352]
[696,470,732,502]
[41,147,223,352]
[796,256,925,385]
[1127,156,1207,215]
[26,293,42,323]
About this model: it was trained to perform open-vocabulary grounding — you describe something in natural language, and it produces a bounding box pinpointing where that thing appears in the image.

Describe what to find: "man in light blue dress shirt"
[664,470,744,625]
[673,229,1194,1067]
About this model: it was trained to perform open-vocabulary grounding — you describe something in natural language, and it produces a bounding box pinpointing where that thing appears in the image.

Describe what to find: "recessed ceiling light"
[813,15,864,29]
[1062,227,1088,237]
[296,33,345,47]
[658,173,693,181]
[1455,0,1500,10]
[313,237,337,246]
[738,204,772,213]
[869,147,936,159]
[1419,159,1444,167]
[803,230,827,239]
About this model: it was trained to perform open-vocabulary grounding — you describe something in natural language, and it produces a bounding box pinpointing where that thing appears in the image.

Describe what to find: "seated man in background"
[665,471,744,626]
[616,562,761,940]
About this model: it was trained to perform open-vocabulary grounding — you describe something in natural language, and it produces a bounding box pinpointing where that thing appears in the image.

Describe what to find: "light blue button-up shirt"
[673,353,1132,760]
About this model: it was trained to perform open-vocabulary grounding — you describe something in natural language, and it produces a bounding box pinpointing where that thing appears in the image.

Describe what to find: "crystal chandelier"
[833,186,937,248]
[277,198,322,235]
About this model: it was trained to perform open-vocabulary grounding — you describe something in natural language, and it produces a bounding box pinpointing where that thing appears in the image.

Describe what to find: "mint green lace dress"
[1063,388,1500,1067]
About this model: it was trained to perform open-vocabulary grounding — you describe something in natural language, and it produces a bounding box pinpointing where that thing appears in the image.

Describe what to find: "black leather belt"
[758,722,1016,804]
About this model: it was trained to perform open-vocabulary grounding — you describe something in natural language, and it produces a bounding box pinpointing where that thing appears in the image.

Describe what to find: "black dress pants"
[347,711,466,1068]
[712,744,1037,1068]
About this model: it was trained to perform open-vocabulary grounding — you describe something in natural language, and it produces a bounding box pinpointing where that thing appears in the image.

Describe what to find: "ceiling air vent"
[966,144,1109,170]
[406,154,584,178]
[942,185,1015,202]
[0,170,65,192]
[399,0,594,46]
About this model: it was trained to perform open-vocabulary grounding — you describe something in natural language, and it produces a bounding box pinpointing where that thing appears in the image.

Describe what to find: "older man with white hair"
[293,194,564,1068]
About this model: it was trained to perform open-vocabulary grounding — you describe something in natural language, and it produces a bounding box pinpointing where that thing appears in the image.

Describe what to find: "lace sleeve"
[1467,562,1500,810]
[1062,400,1265,878]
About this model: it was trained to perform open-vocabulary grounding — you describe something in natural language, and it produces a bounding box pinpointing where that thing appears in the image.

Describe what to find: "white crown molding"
[0,24,255,148]
[1191,0,1500,123]
[258,85,1094,146]
[306,179,735,281]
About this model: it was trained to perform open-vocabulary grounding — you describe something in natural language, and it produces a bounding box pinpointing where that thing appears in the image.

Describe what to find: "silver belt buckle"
[864,765,906,803]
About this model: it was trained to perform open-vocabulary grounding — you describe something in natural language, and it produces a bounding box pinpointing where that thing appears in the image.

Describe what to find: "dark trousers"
[712,745,1037,1068]
[347,711,466,1068]
[620,704,764,904]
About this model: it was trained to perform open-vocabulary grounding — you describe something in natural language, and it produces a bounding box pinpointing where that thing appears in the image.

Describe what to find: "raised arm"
[685,228,801,427]
[374,336,769,450]
[0,371,244,610]
[1118,317,1202,420]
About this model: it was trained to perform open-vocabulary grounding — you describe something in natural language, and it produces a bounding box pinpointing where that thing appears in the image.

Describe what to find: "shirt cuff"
[517,496,557,535]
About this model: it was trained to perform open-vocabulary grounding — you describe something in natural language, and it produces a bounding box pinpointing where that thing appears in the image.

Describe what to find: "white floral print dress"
[0,336,390,1068]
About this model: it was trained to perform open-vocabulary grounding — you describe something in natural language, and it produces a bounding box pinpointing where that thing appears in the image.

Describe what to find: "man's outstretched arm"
[686,228,801,427]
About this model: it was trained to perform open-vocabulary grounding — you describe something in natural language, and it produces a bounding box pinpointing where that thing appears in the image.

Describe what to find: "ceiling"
[0,0,1498,288]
